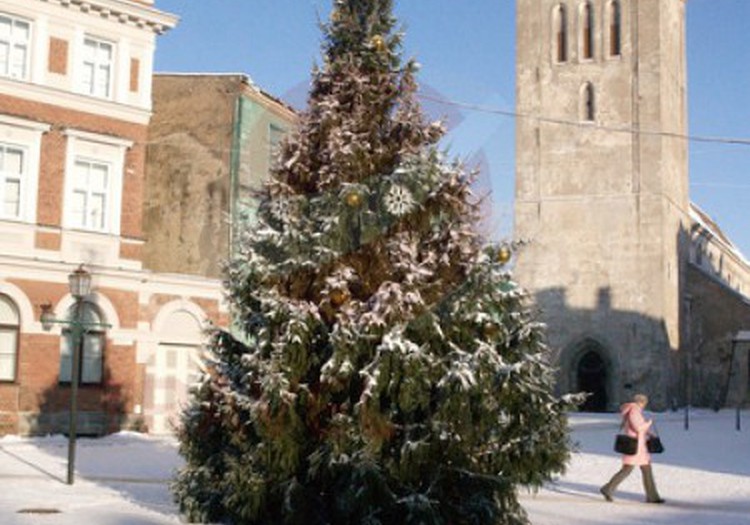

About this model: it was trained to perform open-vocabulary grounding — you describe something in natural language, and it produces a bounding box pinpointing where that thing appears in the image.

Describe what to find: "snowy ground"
[521,409,750,525]
[0,410,748,525]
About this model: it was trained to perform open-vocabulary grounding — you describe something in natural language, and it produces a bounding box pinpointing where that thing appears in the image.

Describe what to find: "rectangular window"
[80,37,113,98]
[0,143,25,219]
[609,2,622,57]
[0,14,30,80]
[582,4,594,60]
[60,331,103,384]
[268,123,285,171]
[69,158,110,231]
[0,327,17,381]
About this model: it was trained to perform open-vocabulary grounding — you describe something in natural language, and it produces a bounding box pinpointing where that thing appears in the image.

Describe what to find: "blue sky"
[153,0,750,256]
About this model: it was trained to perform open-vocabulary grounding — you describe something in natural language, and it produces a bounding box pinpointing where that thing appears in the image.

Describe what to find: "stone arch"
[0,292,21,381]
[51,291,121,332]
[151,299,209,345]
[145,300,210,434]
[0,280,36,331]
[560,336,617,412]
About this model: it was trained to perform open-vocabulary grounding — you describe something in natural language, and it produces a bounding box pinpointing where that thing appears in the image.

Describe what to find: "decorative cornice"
[63,127,135,148]
[0,76,152,125]
[34,0,179,34]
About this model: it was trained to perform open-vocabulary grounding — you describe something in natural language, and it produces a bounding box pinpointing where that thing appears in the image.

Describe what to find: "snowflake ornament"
[383,184,415,216]
[269,196,294,223]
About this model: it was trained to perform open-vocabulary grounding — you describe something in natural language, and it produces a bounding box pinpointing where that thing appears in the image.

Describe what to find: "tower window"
[554,4,568,63]
[582,83,595,121]
[582,2,594,59]
[609,1,622,56]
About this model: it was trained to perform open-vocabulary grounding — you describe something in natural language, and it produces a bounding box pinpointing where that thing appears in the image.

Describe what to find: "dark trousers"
[602,464,662,502]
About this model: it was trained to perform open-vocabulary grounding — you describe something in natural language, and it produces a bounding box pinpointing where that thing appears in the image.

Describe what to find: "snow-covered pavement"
[522,410,750,525]
[0,410,748,524]
[0,433,182,524]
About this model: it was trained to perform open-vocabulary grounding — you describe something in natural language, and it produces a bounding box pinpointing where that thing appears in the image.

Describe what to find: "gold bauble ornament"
[497,245,512,264]
[483,323,498,338]
[345,191,362,208]
[371,35,387,52]
[330,289,348,307]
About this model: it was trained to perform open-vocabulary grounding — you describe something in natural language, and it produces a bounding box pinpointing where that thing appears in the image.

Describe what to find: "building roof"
[154,72,297,117]
[690,202,749,267]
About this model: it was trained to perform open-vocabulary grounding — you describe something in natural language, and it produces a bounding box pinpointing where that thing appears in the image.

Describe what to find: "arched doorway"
[144,308,205,434]
[577,349,608,412]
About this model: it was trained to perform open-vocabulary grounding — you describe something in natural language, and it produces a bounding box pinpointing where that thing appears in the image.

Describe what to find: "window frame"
[268,123,286,172]
[0,294,20,383]
[0,141,27,220]
[78,35,115,99]
[0,12,32,81]
[581,82,596,122]
[580,1,595,61]
[553,4,569,64]
[607,0,622,58]
[69,157,112,232]
[0,116,48,224]
[62,129,131,235]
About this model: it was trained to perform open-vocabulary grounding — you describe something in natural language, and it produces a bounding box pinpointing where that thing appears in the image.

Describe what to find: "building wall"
[0,267,226,435]
[515,0,689,409]
[143,75,238,278]
[689,207,750,299]
[144,74,296,278]
[0,1,231,436]
[684,265,750,408]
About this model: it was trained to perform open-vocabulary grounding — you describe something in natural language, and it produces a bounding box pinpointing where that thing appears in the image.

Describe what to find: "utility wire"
[419,93,750,148]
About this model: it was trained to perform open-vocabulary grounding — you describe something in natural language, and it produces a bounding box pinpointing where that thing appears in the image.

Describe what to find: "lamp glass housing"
[68,266,92,299]
[40,303,55,331]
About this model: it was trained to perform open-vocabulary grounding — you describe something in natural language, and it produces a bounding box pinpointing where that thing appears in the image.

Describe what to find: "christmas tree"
[173,1,577,523]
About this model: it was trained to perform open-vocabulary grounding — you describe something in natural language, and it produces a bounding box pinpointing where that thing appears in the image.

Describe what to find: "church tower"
[514,0,689,409]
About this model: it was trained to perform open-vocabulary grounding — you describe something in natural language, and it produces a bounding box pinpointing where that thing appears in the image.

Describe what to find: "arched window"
[60,302,105,385]
[608,0,622,56]
[582,82,596,121]
[554,4,568,63]
[581,2,594,59]
[0,294,19,382]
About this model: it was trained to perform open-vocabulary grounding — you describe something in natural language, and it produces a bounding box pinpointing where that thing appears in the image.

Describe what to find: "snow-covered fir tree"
[173,1,578,523]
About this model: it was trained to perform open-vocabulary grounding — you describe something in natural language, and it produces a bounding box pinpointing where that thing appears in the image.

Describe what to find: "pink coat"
[620,402,653,466]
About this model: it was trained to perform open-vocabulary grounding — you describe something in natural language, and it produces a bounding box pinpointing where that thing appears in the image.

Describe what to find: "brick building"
[0,0,228,436]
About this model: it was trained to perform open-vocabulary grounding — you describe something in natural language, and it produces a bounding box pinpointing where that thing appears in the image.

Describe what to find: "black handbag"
[647,423,665,454]
[647,436,664,453]
[614,433,637,454]
[613,416,637,455]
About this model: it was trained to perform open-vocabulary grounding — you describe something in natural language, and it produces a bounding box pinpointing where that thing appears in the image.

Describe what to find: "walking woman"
[600,394,665,503]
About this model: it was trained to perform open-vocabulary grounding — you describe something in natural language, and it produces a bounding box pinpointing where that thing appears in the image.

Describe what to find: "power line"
[419,93,750,148]
[691,182,750,189]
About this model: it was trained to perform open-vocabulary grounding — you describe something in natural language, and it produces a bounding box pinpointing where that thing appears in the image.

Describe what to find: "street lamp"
[40,265,109,485]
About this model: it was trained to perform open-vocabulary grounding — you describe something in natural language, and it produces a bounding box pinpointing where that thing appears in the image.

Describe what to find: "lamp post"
[40,265,108,485]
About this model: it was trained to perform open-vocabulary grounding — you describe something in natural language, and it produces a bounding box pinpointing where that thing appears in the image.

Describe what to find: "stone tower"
[514,0,689,410]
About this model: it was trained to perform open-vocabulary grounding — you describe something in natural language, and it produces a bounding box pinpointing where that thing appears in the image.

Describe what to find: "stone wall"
[684,265,750,408]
